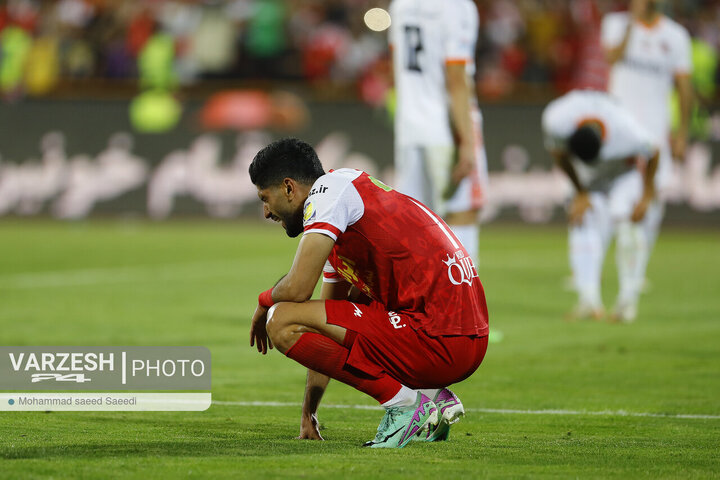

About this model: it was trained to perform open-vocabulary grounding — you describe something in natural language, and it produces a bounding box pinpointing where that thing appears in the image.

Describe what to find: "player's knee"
[265,303,287,341]
[265,302,297,352]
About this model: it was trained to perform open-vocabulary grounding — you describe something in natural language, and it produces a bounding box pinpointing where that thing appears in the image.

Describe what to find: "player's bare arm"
[298,280,352,441]
[274,233,335,302]
[445,62,475,185]
[672,73,693,161]
[250,233,336,354]
[553,150,590,225]
[632,150,659,222]
[298,370,327,440]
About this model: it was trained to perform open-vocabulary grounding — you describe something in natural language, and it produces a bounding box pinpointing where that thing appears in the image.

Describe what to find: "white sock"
[639,199,664,288]
[419,388,440,401]
[642,199,664,256]
[578,285,602,310]
[450,224,479,263]
[569,224,604,309]
[616,221,647,306]
[381,385,417,408]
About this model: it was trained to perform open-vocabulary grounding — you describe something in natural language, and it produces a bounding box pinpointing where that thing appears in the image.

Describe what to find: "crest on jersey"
[303,202,316,223]
[443,250,478,286]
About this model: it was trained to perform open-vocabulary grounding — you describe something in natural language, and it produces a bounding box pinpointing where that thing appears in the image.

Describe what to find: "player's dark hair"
[568,125,601,163]
[249,138,325,188]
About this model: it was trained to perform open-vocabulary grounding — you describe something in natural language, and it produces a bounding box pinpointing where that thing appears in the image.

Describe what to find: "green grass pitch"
[0,220,718,479]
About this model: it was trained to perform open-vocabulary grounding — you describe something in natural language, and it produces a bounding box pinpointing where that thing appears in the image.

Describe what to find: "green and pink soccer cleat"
[363,392,438,448]
[414,388,465,442]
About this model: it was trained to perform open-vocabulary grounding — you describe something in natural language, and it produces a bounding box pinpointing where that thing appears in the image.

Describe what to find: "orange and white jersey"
[542,90,657,191]
[601,13,691,142]
[389,0,478,147]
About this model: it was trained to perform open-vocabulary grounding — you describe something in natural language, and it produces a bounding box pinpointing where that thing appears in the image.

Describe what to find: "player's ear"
[283,178,294,199]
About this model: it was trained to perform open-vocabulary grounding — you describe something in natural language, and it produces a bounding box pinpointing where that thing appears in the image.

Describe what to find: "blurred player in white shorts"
[601,0,693,284]
[389,0,488,262]
[543,90,659,322]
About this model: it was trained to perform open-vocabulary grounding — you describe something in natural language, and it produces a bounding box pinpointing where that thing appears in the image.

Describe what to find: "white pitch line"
[211,400,720,420]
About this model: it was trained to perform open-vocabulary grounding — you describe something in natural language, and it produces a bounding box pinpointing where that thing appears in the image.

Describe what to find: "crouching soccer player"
[542,90,659,322]
[248,138,489,448]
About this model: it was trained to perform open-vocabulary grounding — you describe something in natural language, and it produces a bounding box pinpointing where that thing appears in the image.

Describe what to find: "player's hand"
[631,191,654,222]
[569,192,592,225]
[297,413,323,440]
[451,141,475,185]
[249,304,273,354]
[671,134,687,162]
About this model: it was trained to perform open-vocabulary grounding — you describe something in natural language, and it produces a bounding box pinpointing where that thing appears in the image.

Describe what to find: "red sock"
[285,332,400,404]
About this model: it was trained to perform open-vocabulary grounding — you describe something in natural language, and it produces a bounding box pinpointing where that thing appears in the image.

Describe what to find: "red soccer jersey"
[302,169,489,337]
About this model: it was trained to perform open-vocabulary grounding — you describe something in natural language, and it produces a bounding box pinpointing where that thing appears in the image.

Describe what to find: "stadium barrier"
[0,99,718,225]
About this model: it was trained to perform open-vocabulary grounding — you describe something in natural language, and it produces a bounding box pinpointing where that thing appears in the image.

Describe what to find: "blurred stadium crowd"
[0,0,718,102]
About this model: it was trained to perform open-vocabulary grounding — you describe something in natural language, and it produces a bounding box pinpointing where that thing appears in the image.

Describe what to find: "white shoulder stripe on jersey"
[409,199,460,249]
[304,228,338,242]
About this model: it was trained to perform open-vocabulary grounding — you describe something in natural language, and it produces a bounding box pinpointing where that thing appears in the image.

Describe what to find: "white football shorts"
[394,113,488,217]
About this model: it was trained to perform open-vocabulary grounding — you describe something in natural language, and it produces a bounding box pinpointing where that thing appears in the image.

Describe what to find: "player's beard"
[282,209,304,238]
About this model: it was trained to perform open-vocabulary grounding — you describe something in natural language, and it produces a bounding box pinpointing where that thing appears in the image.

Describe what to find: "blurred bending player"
[542,91,659,322]
[388,0,488,263]
[248,138,489,448]
[601,0,693,290]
